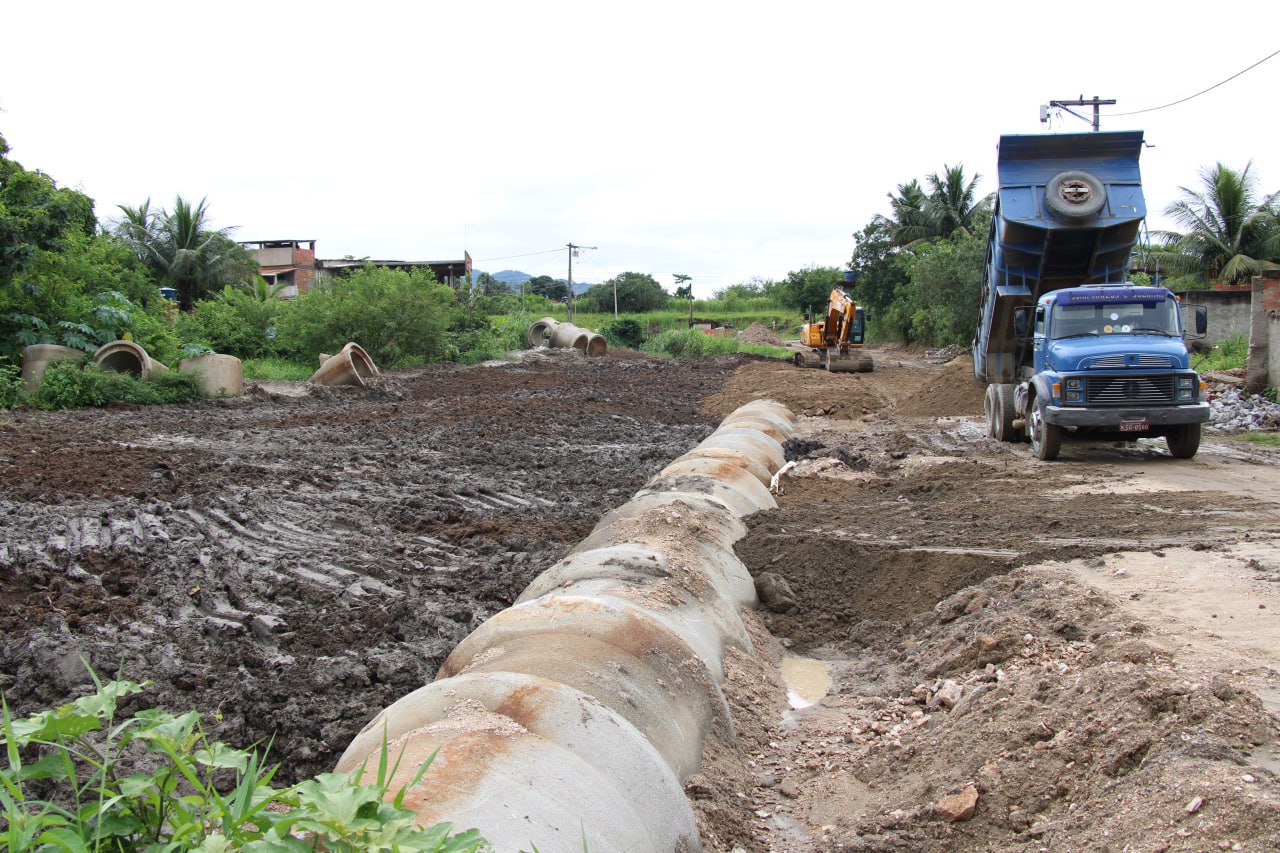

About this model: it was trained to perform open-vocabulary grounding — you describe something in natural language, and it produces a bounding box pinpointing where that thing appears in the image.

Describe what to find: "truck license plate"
[1119,420,1149,432]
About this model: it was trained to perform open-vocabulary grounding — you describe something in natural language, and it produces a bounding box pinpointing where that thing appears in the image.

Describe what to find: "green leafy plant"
[27,362,204,410]
[0,361,21,409]
[1191,333,1249,372]
[1,676,488,852]
[600,318,643,349]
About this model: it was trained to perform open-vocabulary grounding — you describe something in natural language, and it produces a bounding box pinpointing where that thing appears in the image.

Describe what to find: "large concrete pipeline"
[527,317,608,357]
[336,398,796,851]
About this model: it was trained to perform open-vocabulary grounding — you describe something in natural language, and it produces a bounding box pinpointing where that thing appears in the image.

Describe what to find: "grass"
[641,328,792,360]
[1192,333,1248,372]
[241,357,315,381]
[542,305,804,338]
[1229,431,1280,447]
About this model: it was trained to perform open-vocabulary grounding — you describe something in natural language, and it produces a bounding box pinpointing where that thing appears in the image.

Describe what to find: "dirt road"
[2,346,1278,851]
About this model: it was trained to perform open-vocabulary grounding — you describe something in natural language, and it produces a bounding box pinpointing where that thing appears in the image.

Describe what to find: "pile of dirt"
[736,322,784,347]
[892,354,985,417]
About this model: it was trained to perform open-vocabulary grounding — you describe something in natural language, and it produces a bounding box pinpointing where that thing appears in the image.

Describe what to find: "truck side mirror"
[1013,307,1031,338]
[1194,306,1207,336]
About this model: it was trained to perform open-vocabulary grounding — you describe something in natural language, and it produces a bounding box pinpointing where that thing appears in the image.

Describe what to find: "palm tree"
[924,164,987,240]
[1153,162,1280,286]
[887,166,990,248]
[113,196,255,310]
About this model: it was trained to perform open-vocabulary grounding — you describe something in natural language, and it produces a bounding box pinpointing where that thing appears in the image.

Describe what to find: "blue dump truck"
[973,131,1209,461]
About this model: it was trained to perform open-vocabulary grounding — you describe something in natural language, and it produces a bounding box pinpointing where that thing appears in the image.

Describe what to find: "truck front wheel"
[1166,423,1201,459]
[1029,398,1062,461]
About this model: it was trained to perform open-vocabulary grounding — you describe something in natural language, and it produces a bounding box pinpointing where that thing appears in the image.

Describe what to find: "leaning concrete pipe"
[336,400,794,851]
[311,342,379,387]
[93,340,168,380]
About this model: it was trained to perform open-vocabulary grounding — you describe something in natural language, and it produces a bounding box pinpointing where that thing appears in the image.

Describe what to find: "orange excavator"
[793,286,874,372]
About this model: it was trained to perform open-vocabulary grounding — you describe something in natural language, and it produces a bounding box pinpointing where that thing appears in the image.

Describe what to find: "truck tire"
[1029,397,1062,461]
[985,384,1019,442]
[1045,170,1107,222]
[1166,423,1201,459]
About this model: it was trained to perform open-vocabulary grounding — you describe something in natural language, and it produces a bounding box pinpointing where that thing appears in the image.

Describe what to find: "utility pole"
[566,242,596,322]
[1040,96,1116,132]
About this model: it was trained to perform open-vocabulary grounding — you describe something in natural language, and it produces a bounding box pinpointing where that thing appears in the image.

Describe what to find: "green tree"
[780,266,843,314]
[526,274,567,301]
[114,196,257,311]
[474,271,511,296]
[0,132,96,292]
[909,212,989,345]
[849,217,911,331]
[277,264,455,366]
[580,271,669,314]
[1152,162,1280,286]
[887,165,989,247]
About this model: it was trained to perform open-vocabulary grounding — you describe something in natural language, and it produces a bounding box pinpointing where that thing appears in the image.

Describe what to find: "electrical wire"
[1108,47,1280,117]
[471,248,564,262]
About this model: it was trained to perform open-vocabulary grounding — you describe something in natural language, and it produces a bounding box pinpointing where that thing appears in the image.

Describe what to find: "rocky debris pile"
[923,344,966,363]
[736,322,784,347]
[1206,384,1280,433]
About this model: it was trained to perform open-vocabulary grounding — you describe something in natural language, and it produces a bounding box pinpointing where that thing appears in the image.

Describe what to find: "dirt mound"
[701,360,887,419]
[736,322,784,347]
[893,354,984,416]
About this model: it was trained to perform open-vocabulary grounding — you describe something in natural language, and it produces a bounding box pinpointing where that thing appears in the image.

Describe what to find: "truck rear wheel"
[985,383,1020,442]
[1166,423,1201,459]
[1029,397,1061,461]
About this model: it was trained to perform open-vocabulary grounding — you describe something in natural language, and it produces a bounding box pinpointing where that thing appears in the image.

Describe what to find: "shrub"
[27,362,203,410]
[1,677,487,852]
[1192,333,1249,373]
[0,361,20,408]
[601,317,644,349]
[277,266,454,367]
[176,289,282,360]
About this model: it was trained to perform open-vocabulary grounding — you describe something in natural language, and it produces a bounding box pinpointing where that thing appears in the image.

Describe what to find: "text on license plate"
[1119,421,1149,432]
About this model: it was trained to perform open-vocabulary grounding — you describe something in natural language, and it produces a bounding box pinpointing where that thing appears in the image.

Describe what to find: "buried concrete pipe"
[546,321,608,357]
[310,342,379,387]
[20,344,86,393]
[336,399,794,851]
[178,353,243,397]
[93,340,169,380]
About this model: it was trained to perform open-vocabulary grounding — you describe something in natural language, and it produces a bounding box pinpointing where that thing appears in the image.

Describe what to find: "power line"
[1109,47,1280,117]
[471,247,564,262]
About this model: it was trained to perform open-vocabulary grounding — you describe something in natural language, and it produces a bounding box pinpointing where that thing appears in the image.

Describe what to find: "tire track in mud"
[0,351,744,784]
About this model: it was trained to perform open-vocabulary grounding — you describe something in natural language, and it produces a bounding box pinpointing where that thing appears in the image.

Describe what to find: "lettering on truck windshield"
[1048,300,1178,340]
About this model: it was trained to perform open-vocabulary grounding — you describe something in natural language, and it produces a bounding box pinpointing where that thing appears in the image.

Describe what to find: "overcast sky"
[3,1,1277,297]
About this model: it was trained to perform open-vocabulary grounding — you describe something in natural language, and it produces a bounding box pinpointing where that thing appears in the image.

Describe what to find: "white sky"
[2,1,1277,298]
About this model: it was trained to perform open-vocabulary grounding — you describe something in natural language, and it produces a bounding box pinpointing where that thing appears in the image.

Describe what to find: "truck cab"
[973,131,1210,460]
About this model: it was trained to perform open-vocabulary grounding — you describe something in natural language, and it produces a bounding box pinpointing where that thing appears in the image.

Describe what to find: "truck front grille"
[1084,374,1176,405]
[1084,354,1174,369]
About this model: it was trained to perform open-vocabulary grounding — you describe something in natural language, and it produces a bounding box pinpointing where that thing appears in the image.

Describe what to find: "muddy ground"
[3,346,1279,851]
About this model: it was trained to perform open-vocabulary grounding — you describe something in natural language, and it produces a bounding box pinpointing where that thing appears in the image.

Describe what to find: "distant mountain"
[485,269,591,294]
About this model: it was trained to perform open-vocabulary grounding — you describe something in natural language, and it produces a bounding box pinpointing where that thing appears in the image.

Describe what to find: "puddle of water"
[780,656,832,709]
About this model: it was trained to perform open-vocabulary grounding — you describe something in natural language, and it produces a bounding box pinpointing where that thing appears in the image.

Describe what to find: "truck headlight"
[1177,376,1195,401]
[1065,377,1082,403]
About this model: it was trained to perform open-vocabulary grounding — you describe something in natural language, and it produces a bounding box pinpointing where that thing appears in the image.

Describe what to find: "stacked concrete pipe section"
[336,399,796,851]
[526,316,608,357]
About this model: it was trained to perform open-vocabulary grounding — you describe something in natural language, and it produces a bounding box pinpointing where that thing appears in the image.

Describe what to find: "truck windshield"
[1049,300,1179,339]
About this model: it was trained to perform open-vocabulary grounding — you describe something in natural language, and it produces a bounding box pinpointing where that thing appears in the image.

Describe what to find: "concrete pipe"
[335,399,795,850]
[178,353,243,397]
[584,332,608,357]
[549,322,591,351]
[310,342,378,387]
[526,316,559,348]
[335,672,698,852]
[20,344,86,393]
[666,446,775,486]
[439,595,735,780]
[730,398,797,426]
[93,340,168,380]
